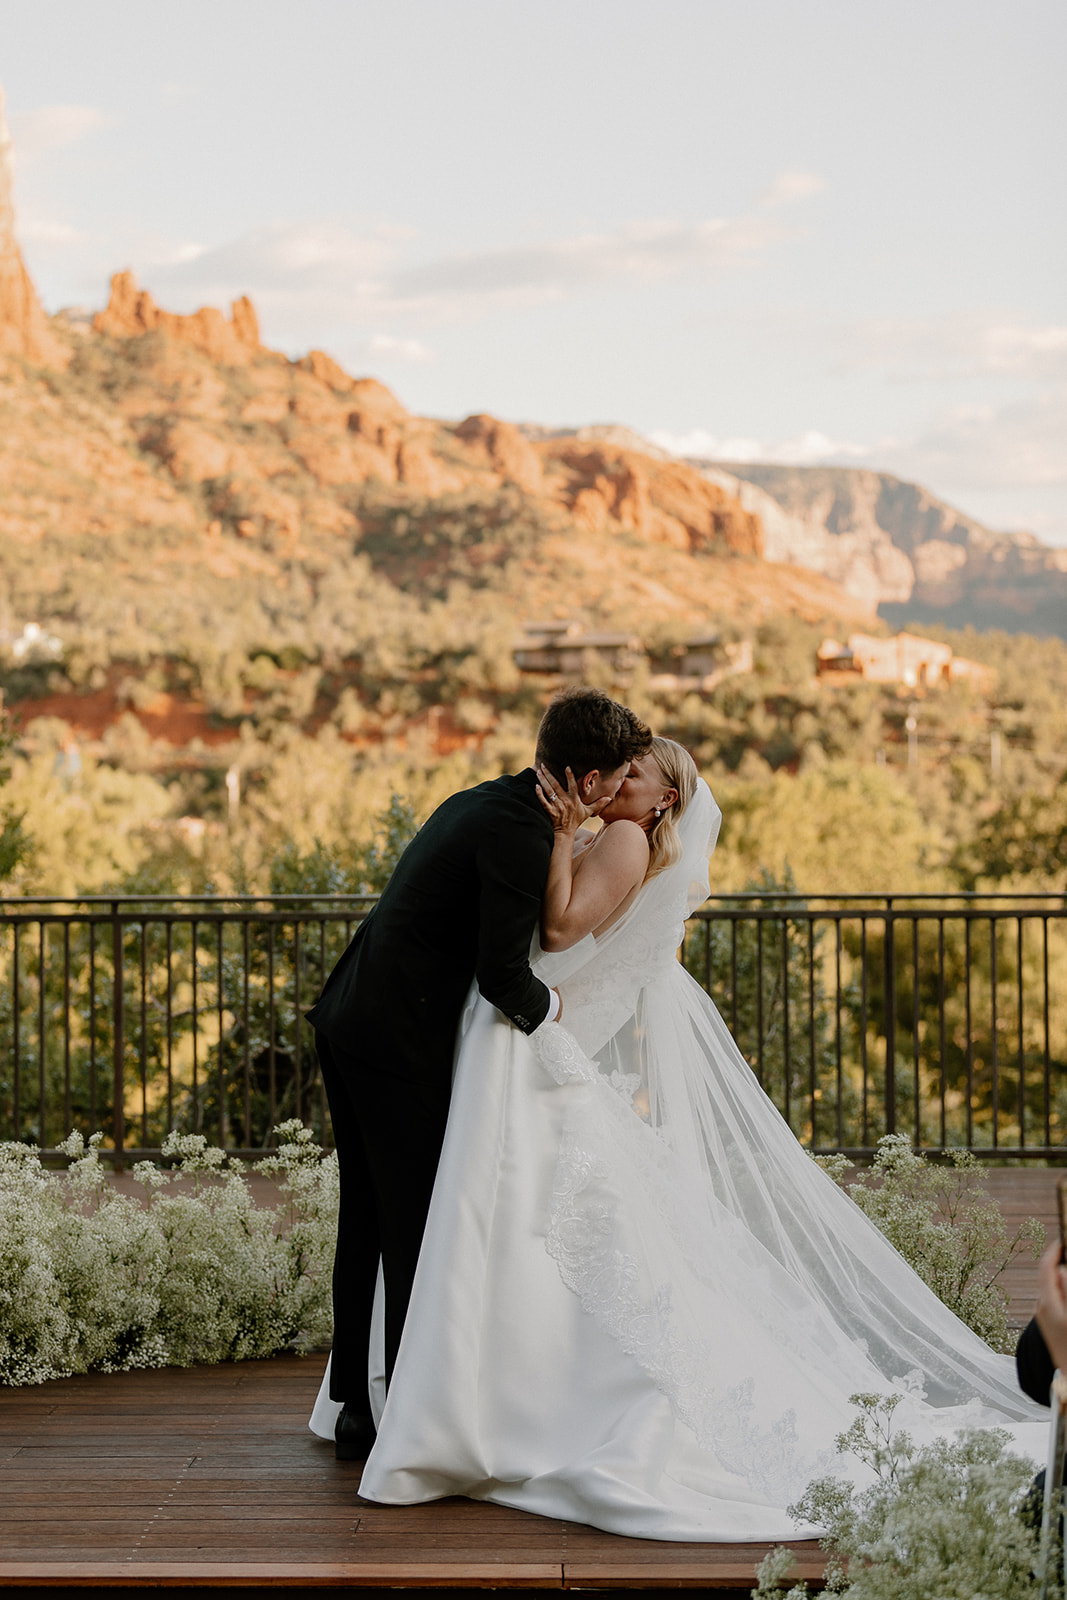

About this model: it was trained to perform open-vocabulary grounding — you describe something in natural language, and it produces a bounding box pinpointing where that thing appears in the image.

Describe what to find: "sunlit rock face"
[0,79,1059,645]
[93,271,263,367]
[696,460,1067,634]
[0,88,68,368]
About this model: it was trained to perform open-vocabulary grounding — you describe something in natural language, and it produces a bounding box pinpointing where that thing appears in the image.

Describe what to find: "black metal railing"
[684,893,1067,1159]
[1,892,1065,1162]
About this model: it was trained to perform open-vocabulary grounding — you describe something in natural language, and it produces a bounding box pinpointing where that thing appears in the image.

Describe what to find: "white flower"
[0,1123,337,1386]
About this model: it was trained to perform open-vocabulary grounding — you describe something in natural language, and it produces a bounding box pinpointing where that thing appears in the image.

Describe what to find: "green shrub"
[818,1135,1044,1352]
[0,1121,337,1385]
[753,1394,1042,1599]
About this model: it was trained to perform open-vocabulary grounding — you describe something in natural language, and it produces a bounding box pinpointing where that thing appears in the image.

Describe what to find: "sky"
[2,0,1065,542]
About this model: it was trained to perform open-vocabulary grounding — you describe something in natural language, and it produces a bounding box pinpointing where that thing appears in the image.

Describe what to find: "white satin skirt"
[311,990,1047,1541]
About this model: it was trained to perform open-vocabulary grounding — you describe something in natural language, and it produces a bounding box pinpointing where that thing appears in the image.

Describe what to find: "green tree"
[954,778,1067,887]
[0,715,29,881]
[709,760,946,894]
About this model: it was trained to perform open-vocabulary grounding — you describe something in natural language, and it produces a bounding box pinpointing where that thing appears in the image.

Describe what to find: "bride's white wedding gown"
[310,781,1046,1541]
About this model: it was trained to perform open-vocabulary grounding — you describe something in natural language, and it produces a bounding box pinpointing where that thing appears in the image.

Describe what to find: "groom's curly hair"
[535,687,651,784]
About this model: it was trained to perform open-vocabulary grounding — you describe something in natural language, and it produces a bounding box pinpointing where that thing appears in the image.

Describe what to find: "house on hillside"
[0,621,63,664]
[514,622,754,690]
[513,622,643,677]
[816,632,996,694]
[647,633,754,692]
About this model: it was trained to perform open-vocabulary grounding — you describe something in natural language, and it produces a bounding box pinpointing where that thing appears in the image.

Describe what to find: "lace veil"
[528,779,1042,1501]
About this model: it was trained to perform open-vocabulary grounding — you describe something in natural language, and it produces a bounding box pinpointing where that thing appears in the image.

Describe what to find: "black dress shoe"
[335,1404,377,1462]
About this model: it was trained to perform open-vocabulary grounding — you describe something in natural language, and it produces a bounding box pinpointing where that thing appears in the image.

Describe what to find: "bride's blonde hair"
[645,736,698,882]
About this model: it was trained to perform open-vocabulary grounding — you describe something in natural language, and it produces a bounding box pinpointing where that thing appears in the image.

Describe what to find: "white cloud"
[654,386,1067,500]
[9,104,115,157]
[169,242,207,266]
[886,387,1067,490]
[653,409,1067,543]
[759,169,826,208]
[842,312,1067,381]
[18,217,86,245]
[137,170,820,330]
[388,213,782,306]
[144,220,396,322]
[368,334,434,364]
[650,426,871,466]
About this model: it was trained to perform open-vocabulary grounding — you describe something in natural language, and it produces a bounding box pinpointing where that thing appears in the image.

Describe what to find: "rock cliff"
[695,461,1067,635]
[93,271,263,366]
[0,272,868,661]
[0,88,67,368]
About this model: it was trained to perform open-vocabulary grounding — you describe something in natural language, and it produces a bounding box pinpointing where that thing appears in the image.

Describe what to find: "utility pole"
[225,764,241,819]
[905,703,919,768]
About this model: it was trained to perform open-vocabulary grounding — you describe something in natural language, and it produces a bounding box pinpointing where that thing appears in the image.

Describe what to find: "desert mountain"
[698,460,1067,636]
[523,425,1067,637]
[0,86,889,653]
[0,89,66,368]
[0,79,1057,791]
[0,182,874,759]
[0,109,880,648]
[0,268,872,626]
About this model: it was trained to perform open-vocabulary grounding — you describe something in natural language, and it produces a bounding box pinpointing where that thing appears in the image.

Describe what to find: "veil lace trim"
[530,1021,829,1502]
[527,780,1041,1501]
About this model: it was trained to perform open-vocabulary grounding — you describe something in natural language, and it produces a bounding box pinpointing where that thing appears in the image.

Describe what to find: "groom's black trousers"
[315,1032,451,1414]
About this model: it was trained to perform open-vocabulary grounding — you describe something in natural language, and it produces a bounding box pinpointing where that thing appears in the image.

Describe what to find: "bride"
[311,738,1046,1541]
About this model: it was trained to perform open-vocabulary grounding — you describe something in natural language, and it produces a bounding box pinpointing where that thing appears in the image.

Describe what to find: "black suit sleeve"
[474,816,552,1034]
[1017,1316,1056,1407]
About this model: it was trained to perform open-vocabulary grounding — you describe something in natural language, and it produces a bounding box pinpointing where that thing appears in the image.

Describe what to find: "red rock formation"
[141,418,234,482]
[453,413,543,494]
[94,270,263,365]
[298,348,355,392]
[347,377,411,428]
[0,88,68,368]
[538,440,764,557]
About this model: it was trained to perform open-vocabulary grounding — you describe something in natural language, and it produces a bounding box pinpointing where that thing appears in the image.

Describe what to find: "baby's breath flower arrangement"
[0,1120,337,1385]
[815,1134,1044,1353]
[752,1394,1043,1600]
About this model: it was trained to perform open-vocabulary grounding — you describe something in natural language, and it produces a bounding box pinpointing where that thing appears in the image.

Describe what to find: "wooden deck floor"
[0,1357,825,1593]
[986,1167,1059,1326]
[0,1169,1056,1593]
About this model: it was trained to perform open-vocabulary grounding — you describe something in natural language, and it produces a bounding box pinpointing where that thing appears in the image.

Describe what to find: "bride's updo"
[645,736,698,881]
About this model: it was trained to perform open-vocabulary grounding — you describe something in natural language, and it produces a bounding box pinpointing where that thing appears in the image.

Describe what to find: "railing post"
[0,888,1058,1164]
[884,902,896,1136]
[112,911,125,1172]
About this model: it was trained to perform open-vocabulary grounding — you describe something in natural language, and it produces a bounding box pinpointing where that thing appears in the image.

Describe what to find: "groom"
[308,687,652,1459]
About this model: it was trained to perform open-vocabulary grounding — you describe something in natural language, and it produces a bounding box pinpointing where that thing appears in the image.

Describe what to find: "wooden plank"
[0,1494,168,1510]
[60,1504,357,1524]
[0,1563,563,1588]
[10,1446,199,1461]
[0,1529,155,1548]
[2,1409,314,1424]
[0,1352,831,1589]
[563,1555,826,1583]
[0,1465,193,1481]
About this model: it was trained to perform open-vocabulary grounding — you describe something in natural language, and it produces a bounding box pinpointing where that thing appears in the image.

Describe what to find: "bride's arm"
[536,765,648,952]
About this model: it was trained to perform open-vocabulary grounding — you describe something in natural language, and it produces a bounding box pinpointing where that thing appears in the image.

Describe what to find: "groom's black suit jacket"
[307,768,555,1084]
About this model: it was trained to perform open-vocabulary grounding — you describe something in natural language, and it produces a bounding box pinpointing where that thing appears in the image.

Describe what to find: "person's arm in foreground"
[1034,1242,1067,1377]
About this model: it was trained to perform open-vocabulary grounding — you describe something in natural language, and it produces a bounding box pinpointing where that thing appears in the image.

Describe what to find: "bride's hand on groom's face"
[536,764,611,834]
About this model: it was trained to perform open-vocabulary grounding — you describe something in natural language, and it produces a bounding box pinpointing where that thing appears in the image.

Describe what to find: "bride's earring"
[654,806,662,819]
